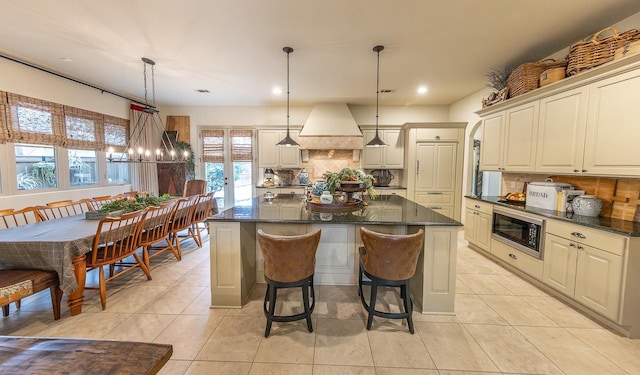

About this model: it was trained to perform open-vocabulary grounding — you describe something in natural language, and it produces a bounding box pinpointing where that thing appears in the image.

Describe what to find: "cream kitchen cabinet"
[464,199,492,253]
[258,129,300,168]
[361,129,404,168]
[543,220,625,321]
[414,143,456,218]
[480,102,538,172]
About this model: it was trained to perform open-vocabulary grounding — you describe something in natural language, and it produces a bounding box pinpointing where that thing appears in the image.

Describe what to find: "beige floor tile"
[454,294,508,325]
[316,285,364,320]
[86,284,169,313]
[313,364,376,374]
[253,323,315,364]
[480,295,558,326]
[184,360,252,375]
[568,327,640,373]
[226,284,267,317]
[521,295,601,328]
[137,286,206,314]
[248,362,313,374]
[488,273,548,296]
[101,312,176,342]
[181,288,229,316]
[438,372,502,375]
[455,277,474,294]
[517,326,627,374]
[367,329,435,369]
[456,274,514,295]
[464,324,563,374]
[154,314,223,360]
[196,316,264,362]
[0,310,60,336]
[174,268,212,288]
[146,263,193,286]
[410,312,458,323]
[414,322,499,372]
[157,359,191,375]
[37,311,132,339]
[314,319,374,366]
[376,369,438,375]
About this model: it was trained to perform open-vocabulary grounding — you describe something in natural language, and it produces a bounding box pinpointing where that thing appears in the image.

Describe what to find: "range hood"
[298,103,363,150]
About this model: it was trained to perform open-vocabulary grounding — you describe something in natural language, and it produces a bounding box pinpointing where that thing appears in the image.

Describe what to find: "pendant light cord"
[286,47,291,136]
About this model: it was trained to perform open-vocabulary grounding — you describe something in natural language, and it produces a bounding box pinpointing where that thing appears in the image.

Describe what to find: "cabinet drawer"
[491,238,543,280]
[465,199,493,215]
[415,192,454,204]
[546,220,626,256]
[416,128,460,141]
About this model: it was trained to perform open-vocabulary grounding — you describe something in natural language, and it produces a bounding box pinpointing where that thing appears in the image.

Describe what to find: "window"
[15,144,57,190]
[68,149,97,186]
[103,115,130,184]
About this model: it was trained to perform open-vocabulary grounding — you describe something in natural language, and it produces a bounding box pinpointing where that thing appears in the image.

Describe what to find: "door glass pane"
[107,155,130,184]
[15,144,57,190]
[68,149,98,186]
[206,162,225,210]
[234,161,253,207]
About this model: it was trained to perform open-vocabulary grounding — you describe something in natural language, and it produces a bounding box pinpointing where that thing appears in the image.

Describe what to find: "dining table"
[0,214,102,316]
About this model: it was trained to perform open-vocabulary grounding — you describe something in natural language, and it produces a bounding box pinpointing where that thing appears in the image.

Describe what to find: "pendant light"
[366,45,388,147]
[276,46,300,147]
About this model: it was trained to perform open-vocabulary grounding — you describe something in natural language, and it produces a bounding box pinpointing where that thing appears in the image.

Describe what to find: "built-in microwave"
[492,208,545,259]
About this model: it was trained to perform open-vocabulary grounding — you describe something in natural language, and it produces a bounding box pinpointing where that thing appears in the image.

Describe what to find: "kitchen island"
[207,194,462,314]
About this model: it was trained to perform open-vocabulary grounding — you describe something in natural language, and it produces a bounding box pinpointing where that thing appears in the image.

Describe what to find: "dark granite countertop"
[209,194,461,226]
[255,185,407,190]
[467,195,640,237]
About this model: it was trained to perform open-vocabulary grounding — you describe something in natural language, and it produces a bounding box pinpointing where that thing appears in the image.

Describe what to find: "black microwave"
[492,208,545,259]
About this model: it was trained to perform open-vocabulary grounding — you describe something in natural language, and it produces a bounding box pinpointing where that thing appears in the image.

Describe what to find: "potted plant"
[321,168,378,199]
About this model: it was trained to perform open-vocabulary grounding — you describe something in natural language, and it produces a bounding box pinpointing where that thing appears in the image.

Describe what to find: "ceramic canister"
[572,195,603,217]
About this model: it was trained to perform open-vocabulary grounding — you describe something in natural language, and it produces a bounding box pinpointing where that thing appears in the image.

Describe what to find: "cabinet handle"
[474,204,481,208]
[416,160,420,174]
[428,192,443,195]
[577,245,584,250]
[582,169,587,173]
[571,232,586,239]
[569,243,576,247]
[508,253,518,259]
[435,135,441,140]
[573,169,580,173]
[430,206,442,210]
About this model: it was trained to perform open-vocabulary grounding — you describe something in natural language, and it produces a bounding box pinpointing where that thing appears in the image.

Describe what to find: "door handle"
[416,160,420,174]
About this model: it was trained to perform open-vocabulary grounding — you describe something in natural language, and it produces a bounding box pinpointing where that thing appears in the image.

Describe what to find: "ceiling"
[1,1,639,107]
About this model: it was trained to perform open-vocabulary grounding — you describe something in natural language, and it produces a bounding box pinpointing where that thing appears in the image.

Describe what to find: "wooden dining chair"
[183,179,206,197]
[85,195,120,211]
[37,199,91,220]
[168,195,200,258]
[85,209,150,310]
[190,192,215,247]
[0,206,43,230]
[139,200,180,268]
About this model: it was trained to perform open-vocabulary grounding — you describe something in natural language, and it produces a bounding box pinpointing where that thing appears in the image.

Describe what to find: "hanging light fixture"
[107,57,187,163]
[366,45,388,147]
[276,46,300,147]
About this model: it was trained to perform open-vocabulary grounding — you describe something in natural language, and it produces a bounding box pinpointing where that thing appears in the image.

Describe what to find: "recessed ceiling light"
[59,57,72,62]
[195,89,210,93]
[417,86,428,94]
[272,86,282,95]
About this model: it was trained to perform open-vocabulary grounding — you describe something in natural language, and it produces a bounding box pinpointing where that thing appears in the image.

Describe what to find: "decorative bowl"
[572,195,602,217]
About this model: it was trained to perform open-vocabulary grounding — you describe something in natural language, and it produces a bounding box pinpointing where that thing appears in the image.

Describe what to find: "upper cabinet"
[478,55,640,177]
[361,129,405,169]
[258,129,300,168]
[480,102,538,172]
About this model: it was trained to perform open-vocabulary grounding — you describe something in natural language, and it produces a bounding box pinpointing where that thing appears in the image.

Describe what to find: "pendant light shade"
[277,46,300,147]
[366,45,388,147]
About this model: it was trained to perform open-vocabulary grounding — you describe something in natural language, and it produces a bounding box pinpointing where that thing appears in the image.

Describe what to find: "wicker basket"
[507,59,567,97]
[539,67,566,87]
[614,40,640,60]
[567,27,640,76]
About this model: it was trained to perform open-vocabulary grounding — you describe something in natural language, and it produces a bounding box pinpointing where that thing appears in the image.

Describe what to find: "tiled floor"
[3,232,640,374]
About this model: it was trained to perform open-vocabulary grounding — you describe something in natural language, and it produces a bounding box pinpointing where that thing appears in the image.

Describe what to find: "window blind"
[230,130,253,161]
[103,115,130,153]
[202,129,224,162]
[0,91,8,144]
[63,105,104,150]
[6,93,65,146]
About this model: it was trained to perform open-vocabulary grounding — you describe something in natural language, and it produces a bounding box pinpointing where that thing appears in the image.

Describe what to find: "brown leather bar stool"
[257,228,322,338]
[358,227,424,334]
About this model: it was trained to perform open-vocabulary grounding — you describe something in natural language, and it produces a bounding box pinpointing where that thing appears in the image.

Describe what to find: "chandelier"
[107,58,188,163]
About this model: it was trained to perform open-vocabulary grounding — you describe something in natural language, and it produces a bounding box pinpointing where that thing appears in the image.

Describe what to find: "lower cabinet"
[464,200,492,252]
[491,238,543,280]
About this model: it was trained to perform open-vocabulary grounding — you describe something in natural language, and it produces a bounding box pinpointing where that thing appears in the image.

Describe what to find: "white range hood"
[298,103,363,150]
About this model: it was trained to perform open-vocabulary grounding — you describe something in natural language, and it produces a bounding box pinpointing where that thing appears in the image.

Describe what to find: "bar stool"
[257,228,322,338]
[358,227,424,334]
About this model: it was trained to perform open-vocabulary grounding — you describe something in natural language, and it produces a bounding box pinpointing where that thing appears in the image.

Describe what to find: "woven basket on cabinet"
[507,59,567,97]
[567,27,640,76]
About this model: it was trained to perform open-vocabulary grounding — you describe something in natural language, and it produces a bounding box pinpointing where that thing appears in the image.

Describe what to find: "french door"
[201,128,254,211]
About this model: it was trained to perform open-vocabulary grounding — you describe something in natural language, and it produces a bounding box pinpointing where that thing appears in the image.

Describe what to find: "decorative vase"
[572,195,602,217]
[299,168,309,185]
[320,191,333,204]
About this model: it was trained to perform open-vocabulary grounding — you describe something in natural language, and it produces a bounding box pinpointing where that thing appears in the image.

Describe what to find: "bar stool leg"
[367,283,377,330]
[302,282,313,333]
[264,284,277,337]
[402,283,415,334]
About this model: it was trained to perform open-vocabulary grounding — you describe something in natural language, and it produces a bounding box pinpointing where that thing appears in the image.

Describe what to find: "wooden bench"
[0,336,172,374]
[0,269,62,319]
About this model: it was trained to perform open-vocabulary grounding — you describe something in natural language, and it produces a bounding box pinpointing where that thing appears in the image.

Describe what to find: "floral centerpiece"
[97,193,172,213]
[321,168,378,199]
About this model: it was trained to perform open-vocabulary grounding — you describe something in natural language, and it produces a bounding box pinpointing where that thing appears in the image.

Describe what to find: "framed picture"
[162,130,178,145]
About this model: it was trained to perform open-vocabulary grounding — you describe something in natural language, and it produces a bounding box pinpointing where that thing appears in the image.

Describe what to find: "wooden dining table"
[0,214,102,316]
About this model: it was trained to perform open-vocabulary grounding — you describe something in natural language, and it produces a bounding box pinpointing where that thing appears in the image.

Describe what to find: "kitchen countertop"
[467,195,640,237]
[256,184,406,190]
[210,193,460,226]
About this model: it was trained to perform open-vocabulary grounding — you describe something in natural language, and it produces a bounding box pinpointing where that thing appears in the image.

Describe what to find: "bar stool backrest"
[360,227,424,281]
[257,229,322,283]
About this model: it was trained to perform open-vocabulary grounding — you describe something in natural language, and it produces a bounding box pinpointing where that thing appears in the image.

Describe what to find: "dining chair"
[139,200,180,269]
[167,195,200,257]
[358,227,424,334]
[37,199,91,220]
[257,228,322,337]
[0,206,43,229]
[85,195,120,211]
[190,192,215,247]
[85,209,150,310]
[183,179,207,197]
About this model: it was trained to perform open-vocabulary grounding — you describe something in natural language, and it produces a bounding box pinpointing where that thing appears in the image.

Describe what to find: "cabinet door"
[464,208,477,243]
[584,70,640,176]
[479,113,504,171]
[361,130,384,168]
[542,234,577,297]
[575,244,623,320]
[476,212,492,252]
[382,129,405,168]
[278,130,301,168]
[312,224,356,285]
[502,102,538,172]
[258,130,280,168]
[536,87,588,174]
[415,143,456,191]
